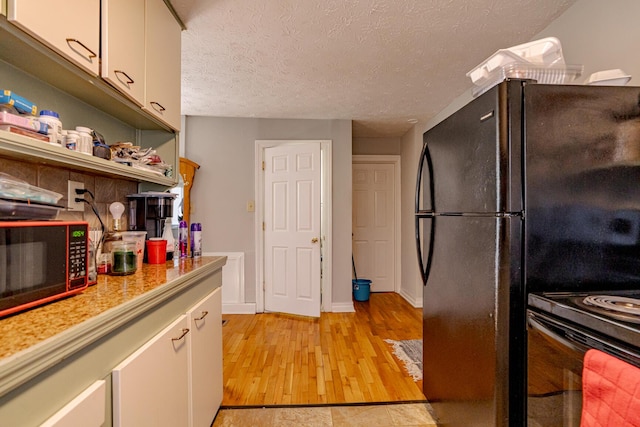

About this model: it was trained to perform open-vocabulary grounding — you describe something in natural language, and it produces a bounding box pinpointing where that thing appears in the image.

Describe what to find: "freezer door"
[422,215,524,426]
[420,81,523,214]
[524,84,640,291]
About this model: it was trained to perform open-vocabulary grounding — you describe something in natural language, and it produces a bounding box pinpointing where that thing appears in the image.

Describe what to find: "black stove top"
[528,290,640,349]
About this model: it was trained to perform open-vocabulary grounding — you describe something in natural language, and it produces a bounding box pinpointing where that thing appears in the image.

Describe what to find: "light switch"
[247,200,255,212]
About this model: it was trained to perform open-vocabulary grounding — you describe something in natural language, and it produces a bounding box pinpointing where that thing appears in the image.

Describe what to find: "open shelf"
[0,130,175,186]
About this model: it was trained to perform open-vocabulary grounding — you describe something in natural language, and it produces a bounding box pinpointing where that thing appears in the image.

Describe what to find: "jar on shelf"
[75,126,93,155]
[65,130,80,151]
[38,110,63,146]
[110,241,137,276]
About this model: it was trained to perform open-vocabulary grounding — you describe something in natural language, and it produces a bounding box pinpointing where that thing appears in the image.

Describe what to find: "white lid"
[75,126,93,133]
[586,69,632,85]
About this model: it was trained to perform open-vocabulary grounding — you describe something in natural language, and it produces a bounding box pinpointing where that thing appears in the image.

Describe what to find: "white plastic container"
[471,63,583,97]
[586,69,632,86]
[38,110,63,146]
[120,231,147,269]
[75,126,93,155]
[65,130,80,151]
[162,220,175,261]
[467,37,566,87]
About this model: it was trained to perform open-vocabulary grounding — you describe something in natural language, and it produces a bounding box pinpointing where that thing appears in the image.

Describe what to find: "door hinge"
[262,161,265,171]
[262,221,265,231]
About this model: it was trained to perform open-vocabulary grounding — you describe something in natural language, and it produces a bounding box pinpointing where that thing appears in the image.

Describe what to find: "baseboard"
[330,302,355,312]
[398,289,422,308]
[222,303,257,314]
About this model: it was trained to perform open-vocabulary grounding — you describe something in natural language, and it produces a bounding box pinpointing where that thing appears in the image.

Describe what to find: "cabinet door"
[40,380,106,427]
[101,0,145,106]
[144,0,182,131]
[112,315,190,427]
[8,0,100,75]
[187,288,223,427]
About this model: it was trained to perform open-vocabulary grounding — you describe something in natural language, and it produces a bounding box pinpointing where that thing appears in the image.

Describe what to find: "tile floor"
[212,402,438,426]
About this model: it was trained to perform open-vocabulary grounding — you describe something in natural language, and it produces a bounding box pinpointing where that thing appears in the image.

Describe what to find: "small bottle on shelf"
[191,223,202,258]
[179,220,188,258]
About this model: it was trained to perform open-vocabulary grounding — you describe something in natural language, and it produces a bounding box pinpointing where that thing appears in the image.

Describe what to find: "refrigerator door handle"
[415,214,436,286]
[415,141,436,214]
[415,141,436,285]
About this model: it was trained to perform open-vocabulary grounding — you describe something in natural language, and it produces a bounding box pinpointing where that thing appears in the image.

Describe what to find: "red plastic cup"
[146,238,167,264]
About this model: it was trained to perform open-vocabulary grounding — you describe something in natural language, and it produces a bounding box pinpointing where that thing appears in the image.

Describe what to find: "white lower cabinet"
[188,287,223,427]
[40,380,106,427]
[112,288,223,427]
[112,315,190,427]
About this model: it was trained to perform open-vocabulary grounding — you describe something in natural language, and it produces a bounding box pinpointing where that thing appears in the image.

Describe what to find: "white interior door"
[352,162,396,292]
[264,143,321,317]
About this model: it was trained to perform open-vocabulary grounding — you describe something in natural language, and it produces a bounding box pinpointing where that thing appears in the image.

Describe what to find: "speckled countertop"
[0,256,225,361]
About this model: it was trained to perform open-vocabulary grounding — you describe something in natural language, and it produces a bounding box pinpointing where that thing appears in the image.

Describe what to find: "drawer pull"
[194,311,209,322]
[65,38,97,59]
[171,328,190,342]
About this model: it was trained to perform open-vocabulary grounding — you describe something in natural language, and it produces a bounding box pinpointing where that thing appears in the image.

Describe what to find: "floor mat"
[384,339,422,381]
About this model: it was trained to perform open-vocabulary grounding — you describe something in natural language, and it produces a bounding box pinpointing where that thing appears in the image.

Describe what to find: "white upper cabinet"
[101,0,146,106]
[144,0,182,131]
[7,0,100,75]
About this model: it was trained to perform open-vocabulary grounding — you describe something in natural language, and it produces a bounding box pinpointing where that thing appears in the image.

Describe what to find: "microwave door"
[7,239,46,293]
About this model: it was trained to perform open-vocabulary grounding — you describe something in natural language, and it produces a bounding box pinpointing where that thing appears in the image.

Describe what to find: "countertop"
[0,255,226,396]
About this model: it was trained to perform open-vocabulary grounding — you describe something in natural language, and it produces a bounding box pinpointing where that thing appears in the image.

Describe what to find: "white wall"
[399,124,423,307]
[183,117,352,306]
[421,0,640,134]
[353,137,402,155]
[535,0,640,83]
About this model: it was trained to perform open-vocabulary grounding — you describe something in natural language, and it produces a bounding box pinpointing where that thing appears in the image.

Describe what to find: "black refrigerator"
[415,80,640,426]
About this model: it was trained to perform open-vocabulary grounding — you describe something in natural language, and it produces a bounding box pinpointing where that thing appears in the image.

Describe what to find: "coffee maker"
[126,192,177,239]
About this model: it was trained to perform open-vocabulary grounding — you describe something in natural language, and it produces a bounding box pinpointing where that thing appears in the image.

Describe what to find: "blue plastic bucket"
[352,279,372,301]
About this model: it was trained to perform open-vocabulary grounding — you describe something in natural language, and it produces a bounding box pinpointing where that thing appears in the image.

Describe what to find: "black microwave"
[0,221,89,318]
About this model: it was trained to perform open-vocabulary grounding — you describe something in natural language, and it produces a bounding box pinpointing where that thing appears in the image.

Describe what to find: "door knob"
[311,237,318,243]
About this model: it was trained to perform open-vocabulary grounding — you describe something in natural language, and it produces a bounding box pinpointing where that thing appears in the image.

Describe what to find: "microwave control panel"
[68,224,88,289]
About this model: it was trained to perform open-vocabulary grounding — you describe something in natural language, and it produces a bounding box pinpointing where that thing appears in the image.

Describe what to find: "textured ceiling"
[171,0,577,138]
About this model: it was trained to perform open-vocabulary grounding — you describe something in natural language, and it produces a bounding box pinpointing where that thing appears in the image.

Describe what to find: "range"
[527,291,640,426]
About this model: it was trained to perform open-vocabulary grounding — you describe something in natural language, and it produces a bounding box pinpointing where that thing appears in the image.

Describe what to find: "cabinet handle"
[194,311,209,321]
[150,101,166,113]
[114,70,135,85]
[65,38,97,59]
[171,328,190,342]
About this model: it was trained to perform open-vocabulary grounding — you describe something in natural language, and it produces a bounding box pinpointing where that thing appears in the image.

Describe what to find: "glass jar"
[110,241,137,275]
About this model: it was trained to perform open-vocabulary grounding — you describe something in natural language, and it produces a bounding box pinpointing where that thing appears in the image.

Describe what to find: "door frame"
[352,155,402,293]
[255,140,333,313]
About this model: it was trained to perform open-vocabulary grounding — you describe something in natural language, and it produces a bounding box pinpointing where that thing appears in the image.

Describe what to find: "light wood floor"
[221,292,425,406]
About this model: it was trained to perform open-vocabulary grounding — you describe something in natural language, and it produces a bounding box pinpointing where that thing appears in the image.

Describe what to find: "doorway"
[352,155,401,293]
[255,140,332,315]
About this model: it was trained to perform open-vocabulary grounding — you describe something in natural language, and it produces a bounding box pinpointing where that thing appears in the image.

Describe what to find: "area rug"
[384,339,423,381]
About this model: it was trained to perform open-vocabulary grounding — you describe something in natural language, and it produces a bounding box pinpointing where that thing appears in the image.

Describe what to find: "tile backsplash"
[0,156,137,230]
